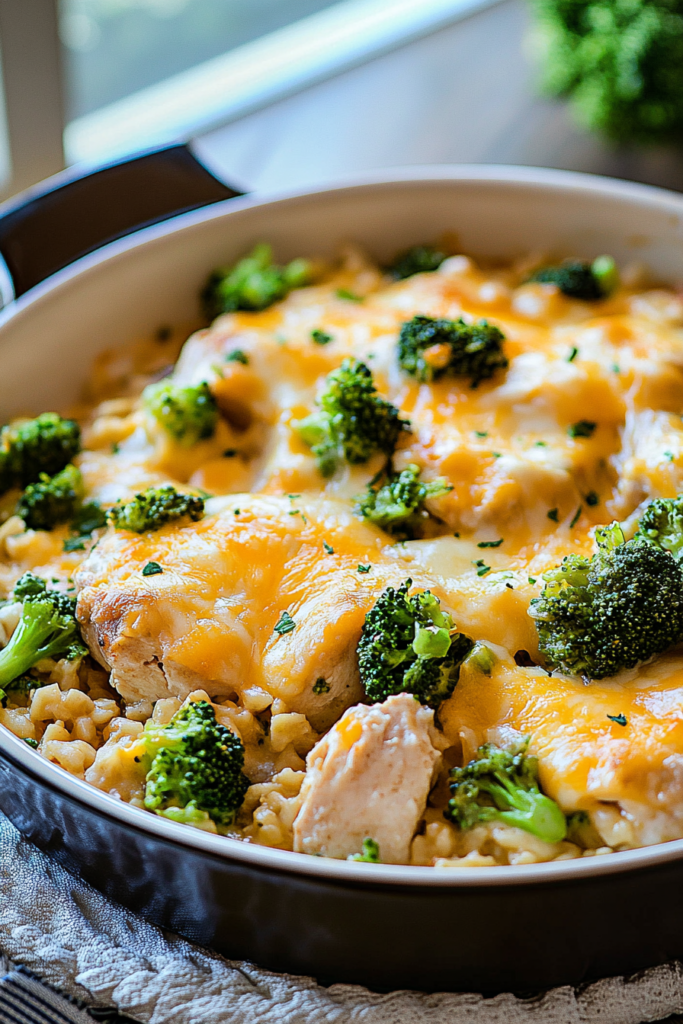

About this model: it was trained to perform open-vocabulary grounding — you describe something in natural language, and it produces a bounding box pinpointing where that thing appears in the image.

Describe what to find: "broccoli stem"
[447,741,567,845]
[482,775,567,843]
[0,602,75,692]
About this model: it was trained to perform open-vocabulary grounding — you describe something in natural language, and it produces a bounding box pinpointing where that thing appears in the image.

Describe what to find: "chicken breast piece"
[293,693,443,863]
[75,494,431,728]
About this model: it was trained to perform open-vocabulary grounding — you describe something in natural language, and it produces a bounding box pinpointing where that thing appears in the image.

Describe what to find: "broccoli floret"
[398,315,508,387]
[0,573,86,699]
[142,700,249,826]
[143,381,218,447]
[13,573,49,601]
[108,486,204,533]
[527,256,618,299]
[4,673,46,697]
[347,838,381,862]
[297,359,410,477]
[529,0,683,146]
[16,464,84,531]
[388,245,447,280]
[634,495,683,562]
[0,413,80,493]
[355,463,451,538]
[202,243,312,319]
[357,579,473,708]
[529,522,683,678]
[445,741,567,844]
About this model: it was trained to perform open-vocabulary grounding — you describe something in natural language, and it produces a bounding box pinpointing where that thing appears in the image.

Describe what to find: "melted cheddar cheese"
[2,244,683,866]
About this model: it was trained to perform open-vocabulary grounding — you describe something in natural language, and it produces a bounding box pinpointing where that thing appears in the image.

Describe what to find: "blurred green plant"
[528,0,683,145]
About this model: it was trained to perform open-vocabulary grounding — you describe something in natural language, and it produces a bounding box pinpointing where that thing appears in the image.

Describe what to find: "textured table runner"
[1,811,683,1024]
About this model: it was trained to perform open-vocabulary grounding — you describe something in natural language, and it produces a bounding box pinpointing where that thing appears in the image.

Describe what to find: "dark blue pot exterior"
[0,746,680,994]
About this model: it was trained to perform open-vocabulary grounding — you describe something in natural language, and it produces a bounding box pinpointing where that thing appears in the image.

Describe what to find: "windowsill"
[64,0,503,168]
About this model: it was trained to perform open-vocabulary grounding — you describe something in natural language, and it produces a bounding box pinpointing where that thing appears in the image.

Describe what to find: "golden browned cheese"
[4,246,683,863]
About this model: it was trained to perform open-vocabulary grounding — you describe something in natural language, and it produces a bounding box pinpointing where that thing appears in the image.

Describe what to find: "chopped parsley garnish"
[63,537,86,552]
[142,561,163,577]
[312,677,330,694]
[568,420,596,439]
[336,288,363,302]
[24,738,38,749]
[567,346,579,362]
[528,577,537,585]
[311,329,333,345]
[607,713,627,727]
[664,451,675,462]
[547,508,559,522]
[473,559,491,577]
[323,540,334,554]
[234,509,240,515]
[535,441,547,447]
[569,505,582,529]
[68,500,107,539]
[474,430,488,438]
[357,564,371,573]
[226,349,249,365]
[477,539,503,548]
[274,610,296,635]
[63,500,108,552]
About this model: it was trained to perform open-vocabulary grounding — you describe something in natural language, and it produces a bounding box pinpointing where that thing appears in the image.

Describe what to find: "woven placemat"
[1,811,682,1024]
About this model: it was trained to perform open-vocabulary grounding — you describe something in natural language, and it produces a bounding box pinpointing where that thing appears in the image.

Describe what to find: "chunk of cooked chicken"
[75,494,433,728]
[292,693,443,862]
[609,408,683,519]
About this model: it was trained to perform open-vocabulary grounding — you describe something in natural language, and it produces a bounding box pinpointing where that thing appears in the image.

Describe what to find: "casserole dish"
[1,150,683,994]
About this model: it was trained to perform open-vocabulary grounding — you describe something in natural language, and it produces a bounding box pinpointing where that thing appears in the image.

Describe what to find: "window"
[60,0,342,121]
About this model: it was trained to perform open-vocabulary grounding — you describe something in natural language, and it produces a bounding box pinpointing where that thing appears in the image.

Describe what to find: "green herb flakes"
[568,420,596,439]
[142,561,163,577]
[274,610,296,635]
[226,349,249,365]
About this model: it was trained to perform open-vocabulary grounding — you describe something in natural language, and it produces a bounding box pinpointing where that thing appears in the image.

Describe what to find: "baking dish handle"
[0,143,245,305]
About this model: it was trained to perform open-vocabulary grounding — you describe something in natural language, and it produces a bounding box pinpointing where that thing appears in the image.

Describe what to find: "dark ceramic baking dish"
[0,147,682,994]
